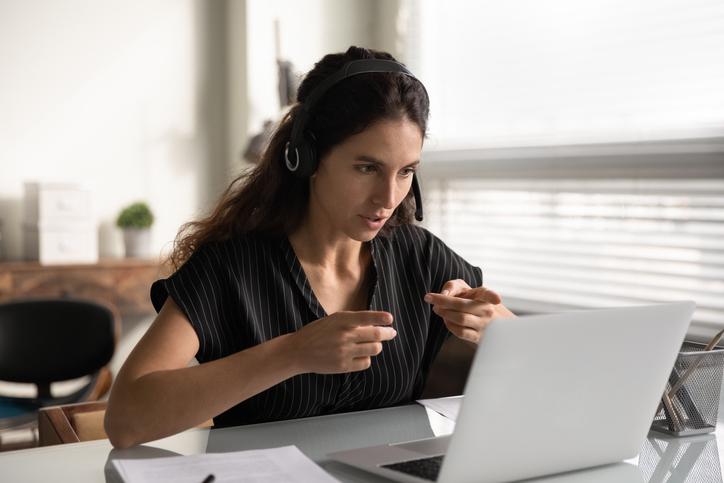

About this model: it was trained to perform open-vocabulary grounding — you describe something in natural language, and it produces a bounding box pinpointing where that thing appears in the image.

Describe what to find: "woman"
[105,46,514,449]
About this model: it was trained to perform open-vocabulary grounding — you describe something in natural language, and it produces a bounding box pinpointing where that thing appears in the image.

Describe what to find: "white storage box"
[23,222,98,265]
[24,182,92,224]
[23,182,98,265]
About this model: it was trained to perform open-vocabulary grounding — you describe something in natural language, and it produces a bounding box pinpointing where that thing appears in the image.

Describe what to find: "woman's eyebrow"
[354,154,420,168]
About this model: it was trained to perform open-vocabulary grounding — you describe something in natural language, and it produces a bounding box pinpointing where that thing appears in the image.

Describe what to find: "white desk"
[1,403,722,482]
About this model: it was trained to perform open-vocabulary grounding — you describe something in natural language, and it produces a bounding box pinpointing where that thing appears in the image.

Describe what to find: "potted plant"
[116,202,154,258]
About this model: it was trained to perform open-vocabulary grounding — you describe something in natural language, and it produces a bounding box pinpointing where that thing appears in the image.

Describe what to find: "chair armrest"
[38,400,214,446]
[38,401,107,446]
[86,366,113,401]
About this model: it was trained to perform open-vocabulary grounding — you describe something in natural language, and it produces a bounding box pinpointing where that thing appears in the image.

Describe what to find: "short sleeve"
[400,226,485,393]
[425,230,483,293]
[150,243,230,361]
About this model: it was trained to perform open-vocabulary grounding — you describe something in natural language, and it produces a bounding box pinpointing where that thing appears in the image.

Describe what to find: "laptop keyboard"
[381,455,444,481]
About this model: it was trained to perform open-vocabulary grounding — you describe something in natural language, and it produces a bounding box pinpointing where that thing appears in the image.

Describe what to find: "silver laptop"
[329,302,695,483]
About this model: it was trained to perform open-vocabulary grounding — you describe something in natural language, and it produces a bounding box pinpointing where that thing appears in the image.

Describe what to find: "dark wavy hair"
[168,46,430,269]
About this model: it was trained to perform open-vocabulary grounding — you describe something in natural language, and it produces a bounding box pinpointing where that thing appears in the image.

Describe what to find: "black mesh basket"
[651,341,724,437]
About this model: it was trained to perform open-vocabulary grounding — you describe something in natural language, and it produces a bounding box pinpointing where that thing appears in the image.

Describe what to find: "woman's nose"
[372,176,398,208]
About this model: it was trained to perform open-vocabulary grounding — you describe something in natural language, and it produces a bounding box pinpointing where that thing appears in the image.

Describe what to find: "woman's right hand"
[288,311,397,374]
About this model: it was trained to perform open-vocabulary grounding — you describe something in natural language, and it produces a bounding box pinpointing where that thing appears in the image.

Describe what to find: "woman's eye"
[356,165,377,174]
[400,168,416,177]
[355,165,416,177]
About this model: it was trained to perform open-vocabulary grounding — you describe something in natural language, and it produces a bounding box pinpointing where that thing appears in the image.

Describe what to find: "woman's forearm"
[105,333,300,448]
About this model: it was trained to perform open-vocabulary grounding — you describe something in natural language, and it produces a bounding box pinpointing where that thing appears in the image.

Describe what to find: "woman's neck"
[288,223,367,277]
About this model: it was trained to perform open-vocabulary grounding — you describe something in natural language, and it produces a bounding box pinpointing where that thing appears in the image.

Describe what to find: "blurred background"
[1,0,724,448]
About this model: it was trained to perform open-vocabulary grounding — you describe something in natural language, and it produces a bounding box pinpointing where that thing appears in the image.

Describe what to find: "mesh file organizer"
[651,342,724,437]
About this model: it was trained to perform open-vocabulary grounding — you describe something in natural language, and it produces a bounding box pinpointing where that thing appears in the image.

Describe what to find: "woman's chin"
[346,227,380,242]
[348,232,377,243]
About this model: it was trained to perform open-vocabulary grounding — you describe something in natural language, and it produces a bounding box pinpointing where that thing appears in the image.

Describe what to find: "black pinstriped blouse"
[150,224,482,428]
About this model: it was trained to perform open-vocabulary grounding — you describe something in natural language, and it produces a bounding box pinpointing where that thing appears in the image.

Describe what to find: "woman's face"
[309,117,423,242]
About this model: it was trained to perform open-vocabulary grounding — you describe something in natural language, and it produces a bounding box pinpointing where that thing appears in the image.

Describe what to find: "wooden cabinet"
[0,259,167,317]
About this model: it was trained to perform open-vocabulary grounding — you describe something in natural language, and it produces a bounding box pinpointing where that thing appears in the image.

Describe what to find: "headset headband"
[289,59,423,148]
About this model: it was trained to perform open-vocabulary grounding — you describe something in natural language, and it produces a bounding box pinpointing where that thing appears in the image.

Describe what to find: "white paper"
[423,407,457,437]
[111,445,339,483]
[416,395,463,421]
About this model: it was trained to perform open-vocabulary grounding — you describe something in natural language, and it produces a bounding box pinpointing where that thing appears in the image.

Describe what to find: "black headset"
[284,59,427,222]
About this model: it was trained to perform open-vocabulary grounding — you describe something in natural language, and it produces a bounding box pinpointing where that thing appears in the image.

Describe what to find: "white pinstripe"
[149,226,482,427]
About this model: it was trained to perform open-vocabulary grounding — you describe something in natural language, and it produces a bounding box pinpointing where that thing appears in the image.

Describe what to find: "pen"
[201,474,215,483]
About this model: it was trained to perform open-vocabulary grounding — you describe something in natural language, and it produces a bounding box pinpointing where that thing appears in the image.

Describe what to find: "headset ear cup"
[297,138,318,178]
[291,130,317,178]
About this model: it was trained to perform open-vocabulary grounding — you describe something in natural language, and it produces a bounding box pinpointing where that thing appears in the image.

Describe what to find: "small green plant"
[116,202,154,229]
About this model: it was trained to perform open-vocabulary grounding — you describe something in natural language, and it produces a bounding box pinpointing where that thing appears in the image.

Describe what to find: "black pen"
[201,474,215,483]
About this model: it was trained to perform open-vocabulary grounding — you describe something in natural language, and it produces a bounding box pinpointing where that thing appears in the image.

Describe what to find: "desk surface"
[1,403,722,482]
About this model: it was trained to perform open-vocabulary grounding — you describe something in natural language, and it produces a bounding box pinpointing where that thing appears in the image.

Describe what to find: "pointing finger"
[440,279,470,297]
[341,311,394,327]
[460,287,502,304]
[355,325,398,342]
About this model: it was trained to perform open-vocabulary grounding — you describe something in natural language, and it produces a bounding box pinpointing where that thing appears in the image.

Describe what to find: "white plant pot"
[122,228,151,258]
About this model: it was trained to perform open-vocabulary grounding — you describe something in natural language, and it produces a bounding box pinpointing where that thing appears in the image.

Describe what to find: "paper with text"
[111,445,339,483]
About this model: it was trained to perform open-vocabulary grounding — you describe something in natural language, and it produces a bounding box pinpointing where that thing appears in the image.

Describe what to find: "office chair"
[0,299,119,434]
[37,400,214,446]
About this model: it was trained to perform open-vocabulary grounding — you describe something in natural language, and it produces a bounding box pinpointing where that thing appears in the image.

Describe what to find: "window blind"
[420,145,724,336]
[398,0,724,338]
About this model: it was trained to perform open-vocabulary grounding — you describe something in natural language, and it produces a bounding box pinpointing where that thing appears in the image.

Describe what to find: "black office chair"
[0,299,119,432]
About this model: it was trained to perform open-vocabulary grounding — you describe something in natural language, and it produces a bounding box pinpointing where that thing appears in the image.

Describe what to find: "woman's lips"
[359,215,387,229]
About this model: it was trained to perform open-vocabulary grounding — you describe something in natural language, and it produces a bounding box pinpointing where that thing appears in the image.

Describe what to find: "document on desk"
[111,445,339,483]
[416,395,463,421]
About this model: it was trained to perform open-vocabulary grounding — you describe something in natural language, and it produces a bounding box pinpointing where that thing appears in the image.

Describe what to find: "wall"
[0,0,396,261]
[0,0,233,260]
[244,0,394,140]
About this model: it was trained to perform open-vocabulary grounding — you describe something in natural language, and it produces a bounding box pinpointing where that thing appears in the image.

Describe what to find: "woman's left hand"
[424,279,516,344]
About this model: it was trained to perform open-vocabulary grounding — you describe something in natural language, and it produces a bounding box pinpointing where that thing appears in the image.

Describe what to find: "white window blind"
[420,143,724,337]
[398,0,724,337]
[402,0,724,150]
